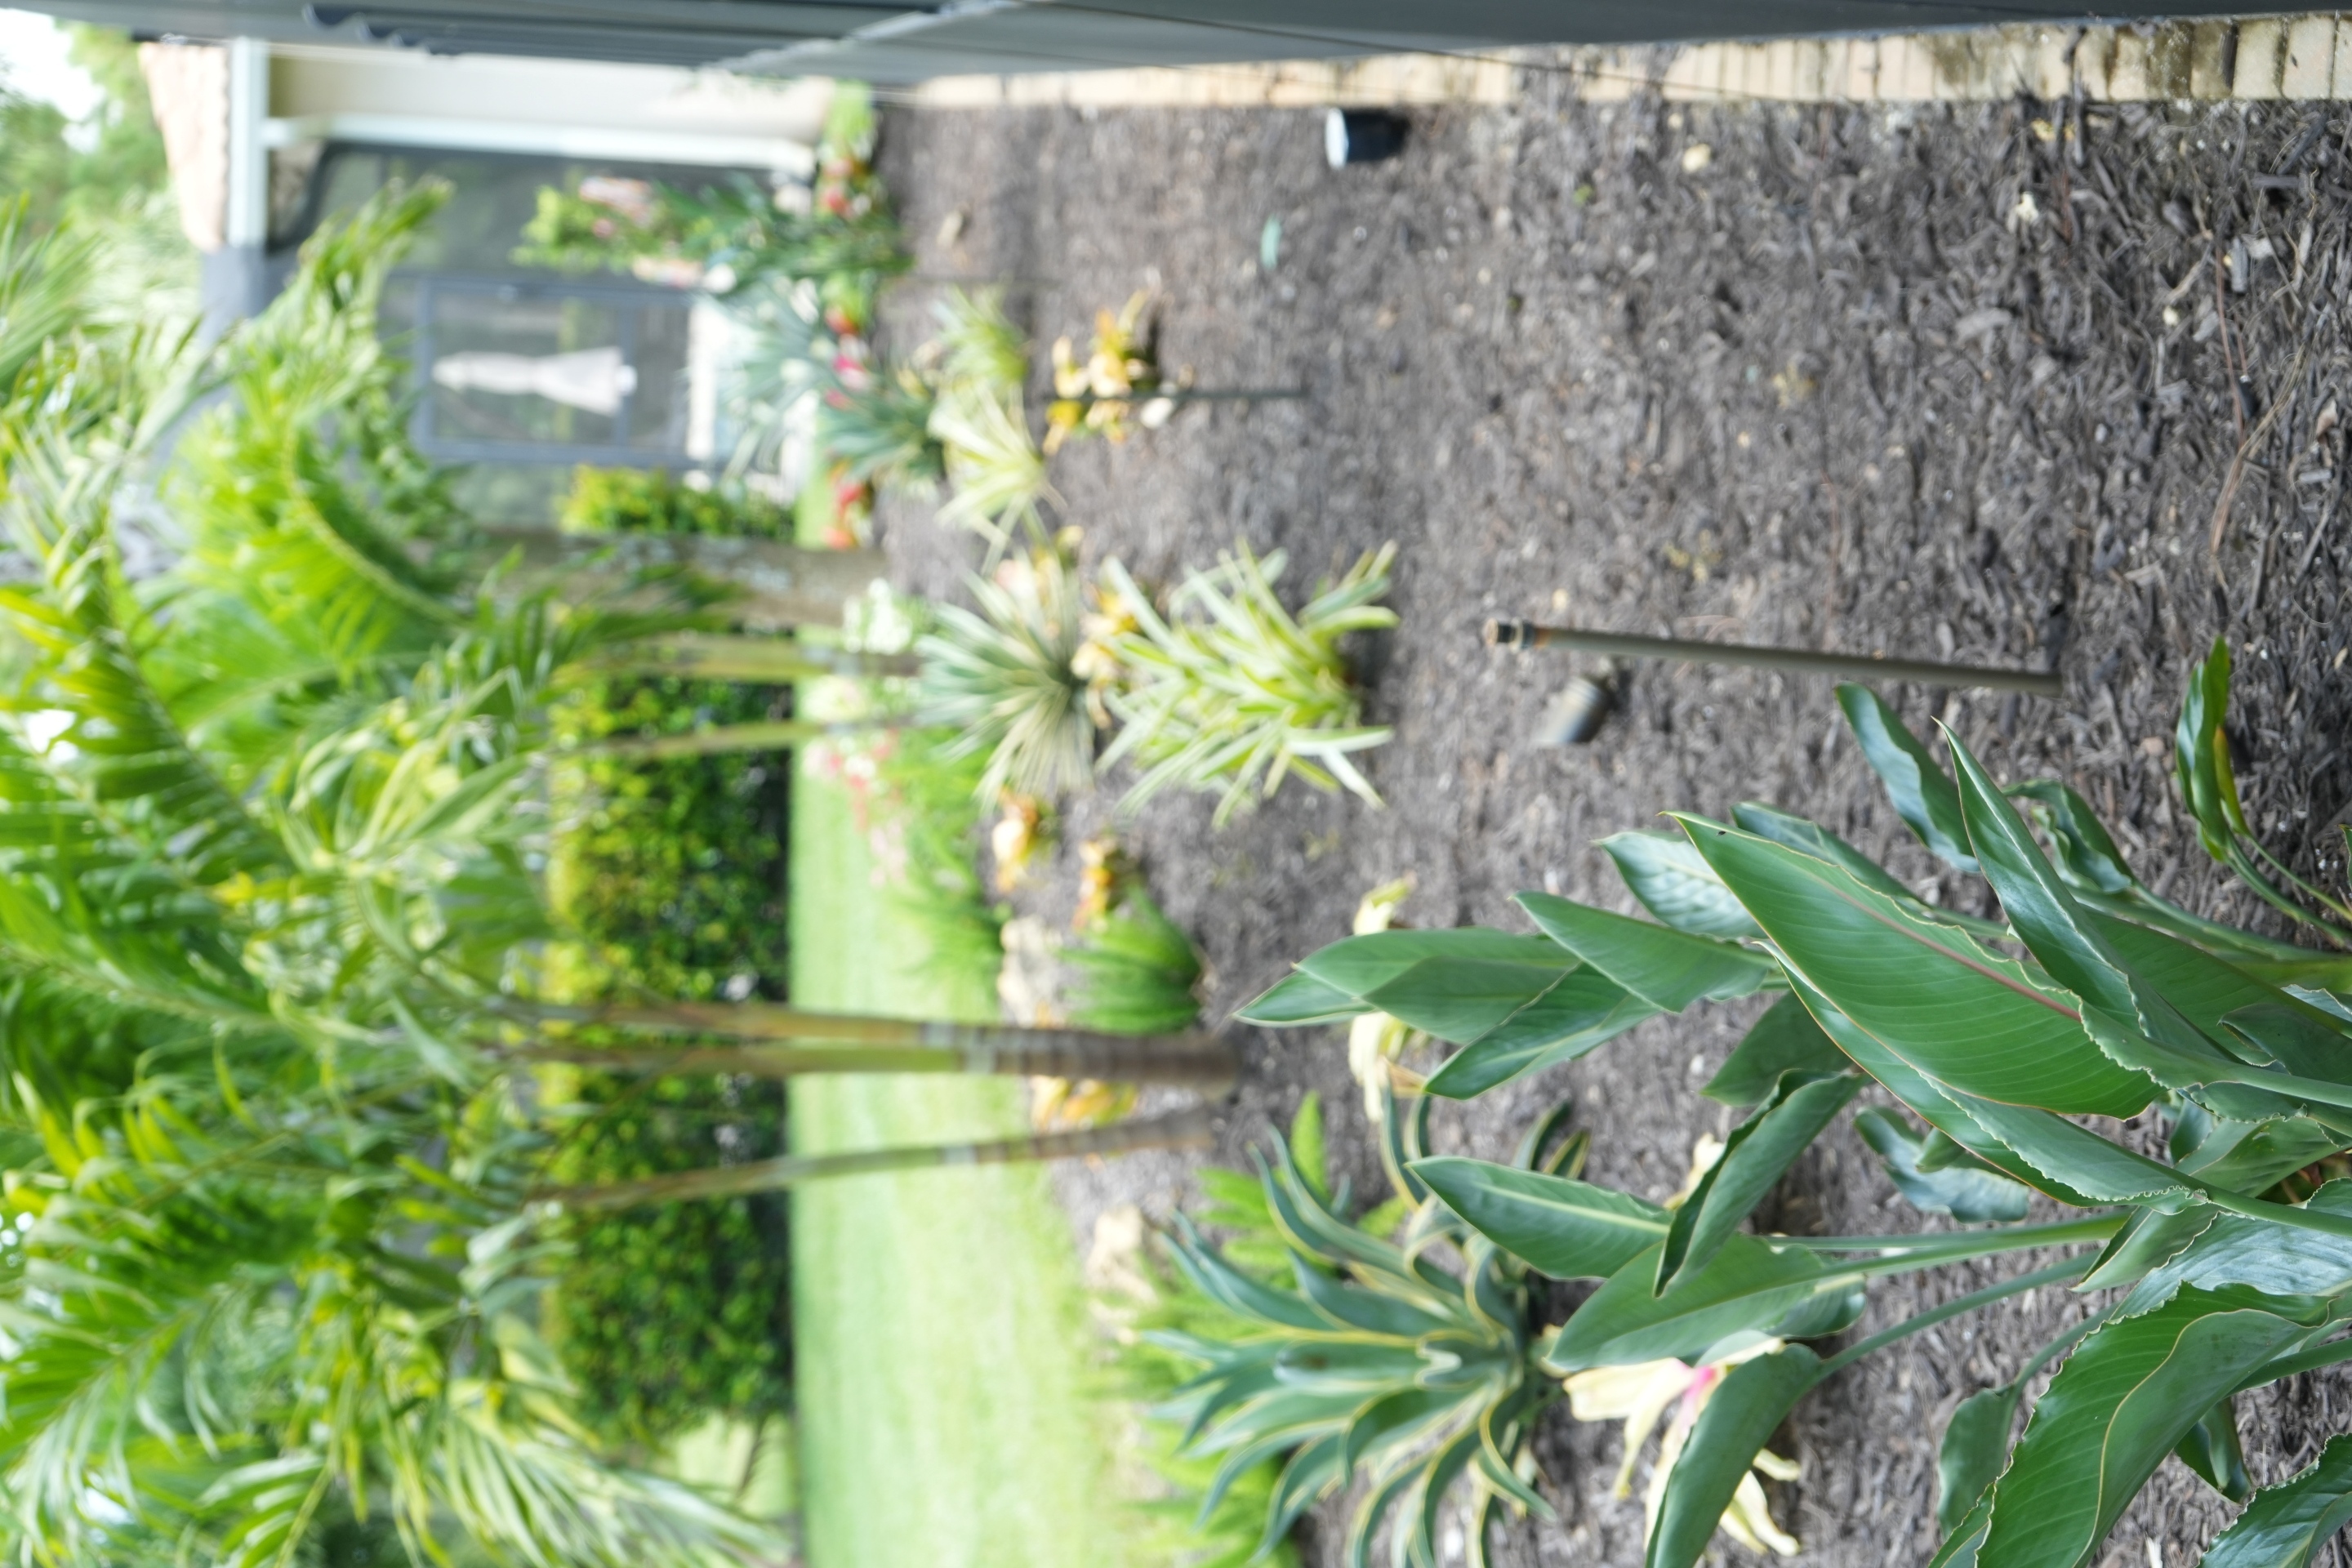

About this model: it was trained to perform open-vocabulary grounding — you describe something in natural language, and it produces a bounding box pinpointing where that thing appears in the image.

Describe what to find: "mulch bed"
[871,84,2352,1567]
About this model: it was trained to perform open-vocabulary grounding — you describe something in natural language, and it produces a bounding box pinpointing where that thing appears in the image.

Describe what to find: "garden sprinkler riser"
[1486,617,2065,698]
[1326,109,1410,167]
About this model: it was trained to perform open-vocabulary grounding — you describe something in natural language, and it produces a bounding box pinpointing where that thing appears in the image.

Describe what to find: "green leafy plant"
[915,543,1094,802]
[1066,885,1204,1036]
[514,173,906,292]
[1104,1101,1338,1568]
[545,1072,791,1451]
[2174,639,2352,948]
[819,361,945,492]
[1242,667,2352,1568]
[1151,1087,1566,1566]
[1093,541,1397,826]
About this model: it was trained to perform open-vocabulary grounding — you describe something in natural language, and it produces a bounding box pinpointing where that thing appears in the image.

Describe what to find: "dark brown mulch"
[871,84,2352,1568]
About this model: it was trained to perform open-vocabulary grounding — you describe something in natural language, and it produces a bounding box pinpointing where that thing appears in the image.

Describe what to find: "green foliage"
[0,188,780,1566]
[514,173,906,291]
[1245,665,2352,1568]
[1150,1089,1560,1568]
[915,544,1094,802]
[818,363,945,491]
[561,466,790,540]
[0,24,191,312]
[1102,1097,1328,1568]
[546,1075,791,1450]
[1065,887,1203,1036]
[1096,541,1397,826]
[869,728,1005,986]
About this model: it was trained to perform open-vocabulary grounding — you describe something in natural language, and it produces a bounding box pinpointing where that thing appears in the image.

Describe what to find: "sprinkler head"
[1532,676,1613,746]
[1326,109,1410,168]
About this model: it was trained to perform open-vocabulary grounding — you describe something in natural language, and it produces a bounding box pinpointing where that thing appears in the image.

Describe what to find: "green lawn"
[789,763,1130,1568]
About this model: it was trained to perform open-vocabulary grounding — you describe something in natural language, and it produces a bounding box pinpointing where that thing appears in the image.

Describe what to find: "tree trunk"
[593,634,920,684]
[577,719,897,762]
[513,1035,1236,1086]
[538,1105,1218,1209]
[510,1000,1236,1086]
[478,530,885,630]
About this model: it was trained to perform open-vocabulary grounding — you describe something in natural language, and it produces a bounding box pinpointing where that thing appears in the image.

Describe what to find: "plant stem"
[2236,1330,2352,1392]
[538,1104,1218,1209]
[510,1036,1237,1086]
[506,999,1236,1080]
[1780,1215,2123,1257]
[575,717,902,761]
[2194,1181,2352,1241]
[474,529,886,631]
[1819,1258,2091,1378]
[590,635,920,684]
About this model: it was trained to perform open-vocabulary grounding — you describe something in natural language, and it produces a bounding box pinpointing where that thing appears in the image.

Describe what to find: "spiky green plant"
[818,363,944,492]
[1154,1088,1566,1568]
[914,546,1094,802]
[933,285,1029,394]
[1095,541,1397,826]
[1066,886,1204,1036]
[929,376,1052,550]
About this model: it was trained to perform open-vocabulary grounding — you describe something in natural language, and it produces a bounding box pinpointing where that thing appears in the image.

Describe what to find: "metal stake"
[1486,618,2063,698]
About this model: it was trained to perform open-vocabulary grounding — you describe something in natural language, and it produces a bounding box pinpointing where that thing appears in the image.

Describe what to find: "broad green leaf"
[1238,969,1365,1025]
[1732,800,1925,906]
[1977,1285,2319,1568]
[1410,1157,1664,1281]
[1645,1345,1823,1568]
[1703,994,1848,1106]
[2225,1004,2352,1082]
[1856,1107,2030,1223]
[1293,927,1572,1000]
[2174,1396,2251,1502]
[2077,1206,2215,1294]
[1681,816,2154,1118]
[1783,973,2084,1202]
[2006,778,2136,896]
[1956,1096,2200,1209]
[1515,892,1775,1012]
[2180,1115,2352,1196]
[1599,830,1763,939]
[2199,1431,2352,1568]
[1545,1236,1864,1372]
[1940,1383,2024,1534]
[2095,916,2352,1079]
[1421,975,1655,1098]
[2120,1182,2352,1316]
[1658,1070,1859,1293]
[2175,639,2244,860]
[1931,1490,1993,1568]
[1949,737,2295,1124]
[1363,957,1578,1045]
[1839,683,1980,872]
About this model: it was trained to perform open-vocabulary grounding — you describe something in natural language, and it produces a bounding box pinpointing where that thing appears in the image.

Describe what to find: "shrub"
[544,466,797,1446]
[1239,644,2352,1568]
[545,1074,791,1450]
[560,466,790,540]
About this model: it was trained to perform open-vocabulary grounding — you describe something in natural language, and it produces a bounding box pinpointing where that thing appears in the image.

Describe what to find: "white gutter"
[261,114,814,176]
[223,37,270,247]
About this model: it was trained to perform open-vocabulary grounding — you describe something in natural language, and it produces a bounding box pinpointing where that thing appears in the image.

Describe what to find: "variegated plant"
[1152,1089,1566,1567]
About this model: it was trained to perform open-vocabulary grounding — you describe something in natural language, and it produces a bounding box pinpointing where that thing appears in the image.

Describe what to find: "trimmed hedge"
[545,468,796,1450]
[546,1074,791,1450]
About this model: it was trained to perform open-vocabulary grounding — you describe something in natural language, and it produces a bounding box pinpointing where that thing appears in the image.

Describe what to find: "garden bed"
[873,91,2352,1566]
